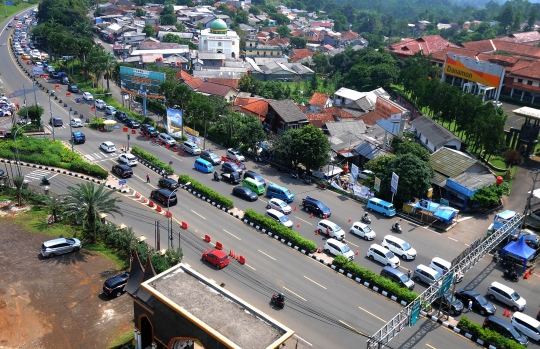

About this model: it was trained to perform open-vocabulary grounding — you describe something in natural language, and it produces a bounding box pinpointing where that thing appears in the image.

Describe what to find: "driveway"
[0,219,132,349]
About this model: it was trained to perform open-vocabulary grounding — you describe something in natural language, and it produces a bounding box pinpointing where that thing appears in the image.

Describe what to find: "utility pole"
[23,84,28,123]
[49,95,55,141]
[68,109,73,151]
[33,80,38,109]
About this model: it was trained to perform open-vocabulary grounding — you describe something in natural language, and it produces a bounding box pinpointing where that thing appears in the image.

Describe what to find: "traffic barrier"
[146,134,150,139]
[139,131,144,136]
[310,212,313,218]
[356,250,359,255]
[204,234,211,242]
[180,150,185,156]
[131,129,136,134]
[165,143,170,148]
[149,200,154,207]
[239,255,246,265]
[158,139,163,145]
[173,146,178,152]
[156,205,162,212]
[525,269,531,279]
[166,211,172,218]
[181,221,188,229]
[135,192,140,198]
[216,241,223,250]
[91,106,95,111]
[152,137,157,143]
[315,229,318,235]
[123,127,128,132]
[64,103,67,107]
[55,84,59,89]
[66,92,71,97]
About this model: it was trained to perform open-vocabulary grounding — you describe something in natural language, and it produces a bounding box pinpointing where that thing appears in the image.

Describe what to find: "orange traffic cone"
[294,205,297,211]
[310,212,313,218]
[355,250,359,255]
[297,222,301,227]
[503,309,510,317]
[348,217,352,222]
[315,229,319,235]
[525,269,531,279]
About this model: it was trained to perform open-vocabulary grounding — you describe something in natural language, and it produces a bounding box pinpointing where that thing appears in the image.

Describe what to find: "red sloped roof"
[197,81,234,97]
[291,29,306,37]
[508,60,540,79]
[290,49,315,62]
[324,107,355,119]
[429,47,480,63]
[497,31,540,44]
[340,30,359,40]
[267,37,290,46]
[206,78,239,89]
[176,70,203,89]
[388,35,459,57]
[309,92,330,106]
[238,100,271,121]
[313,22,332,28]
[306,113,335,128]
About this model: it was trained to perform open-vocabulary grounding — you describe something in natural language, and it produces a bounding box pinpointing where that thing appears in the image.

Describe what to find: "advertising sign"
[443,54,505,88]
[390,172,399,195]
[350,163,359,183]
[374,177,381,192]
[374,96,407,122]
[119,66,165,94]
[166,108,182,134]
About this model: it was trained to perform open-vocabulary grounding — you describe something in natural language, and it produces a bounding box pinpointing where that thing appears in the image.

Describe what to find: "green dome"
[210,19,228,32]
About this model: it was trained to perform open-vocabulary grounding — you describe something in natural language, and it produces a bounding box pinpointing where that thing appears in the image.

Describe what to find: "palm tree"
[104,56,117,92]
[41,195,64,223]
[12,175,24,207]
[62,183,122,242]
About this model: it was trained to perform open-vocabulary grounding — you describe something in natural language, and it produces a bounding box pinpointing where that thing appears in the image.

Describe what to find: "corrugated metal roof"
[452,172,496,190]
[430,147,476,178]
[432,171,447,186]
[410,116,460,148]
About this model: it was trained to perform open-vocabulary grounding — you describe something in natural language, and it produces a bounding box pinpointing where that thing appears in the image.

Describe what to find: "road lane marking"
[303,276,327,289]
[339,320,366,335]
[172,155,183,162]
[283,286,306,301]
[293,335,312,347]
[426,344,436,349]
[448,237,458,242]
[295,216,312,225]
[134,174,157,188]
[258,198,267,203]
[245,264,256,270]
[191,210,206,220]
[223,229,241,240]
[358,306,386,322]
[258,250,276,260]
[344,240,358,248]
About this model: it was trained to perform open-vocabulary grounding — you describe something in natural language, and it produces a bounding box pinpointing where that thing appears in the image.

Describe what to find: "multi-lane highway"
[0,11,517,349]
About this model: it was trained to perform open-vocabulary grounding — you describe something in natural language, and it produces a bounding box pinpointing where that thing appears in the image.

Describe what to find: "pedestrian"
[15,103,19,111]
[146,173,150,183]
[468,299,473,312]
[407,270,411,279]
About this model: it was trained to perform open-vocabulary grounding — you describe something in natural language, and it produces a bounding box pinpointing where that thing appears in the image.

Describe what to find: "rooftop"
[143,263,293,348]
[410,116,460,148]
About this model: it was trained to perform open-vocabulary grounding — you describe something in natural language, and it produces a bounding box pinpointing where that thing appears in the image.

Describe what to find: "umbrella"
[103,120,117,125]
[119,223,127,230]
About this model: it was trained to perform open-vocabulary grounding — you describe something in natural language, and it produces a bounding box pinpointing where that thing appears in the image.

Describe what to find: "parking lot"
[0,219,132,349]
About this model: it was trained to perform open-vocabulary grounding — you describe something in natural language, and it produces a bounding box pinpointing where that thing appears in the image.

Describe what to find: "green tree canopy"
[143,24,155,37]
[276,25,291,38]
[271,125,329,171]
[290,36,307,48]
[134,8,145,17]
[471,183,510,208]
[235,116,267,154]
[17,105,44,126]
[393,139,431,163]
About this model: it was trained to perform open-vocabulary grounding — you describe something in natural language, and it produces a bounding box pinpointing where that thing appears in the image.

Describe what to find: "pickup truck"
[221,172,241,184]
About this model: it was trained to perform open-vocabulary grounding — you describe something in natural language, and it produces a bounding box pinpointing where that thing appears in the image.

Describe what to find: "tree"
[471,183,510,208]
[290,36,307,49]
[235,116,266,154]
[276,25,291,38]
[503,149,522,168]
[271,129,300,168]
[295,125,330,172]
[134,8,145,17]
[12,175,24,207]
[17,105,44,125]
[235,10,249,24]
[175,23,186,32]
[393,140,430,163]
[238,74,261,94]
[273,13,290,25]
[62,183,122,242]
[41,195,64,223]
[162,34,198,49]
[207,96,230,118]
[143,24,155,37]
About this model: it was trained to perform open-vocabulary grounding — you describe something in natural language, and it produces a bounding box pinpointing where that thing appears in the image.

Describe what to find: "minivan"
[429,257,464,283]
[150,188,178,206]
[266,183,294,203]
[483,316,529,346]
[242,178,265,195]
[487,281,526,311]
[200,150,222,165]
[366,198,396,217]
[381,235,417,260]
[512,312,540,341]
[380,266,414,290]
[194,158,214,173]
[366,244,400,268]
[324,238,354,260]
[266,208,293,228]
[316,219,345,241]
[413,264,442,285]
[41,238,82,258]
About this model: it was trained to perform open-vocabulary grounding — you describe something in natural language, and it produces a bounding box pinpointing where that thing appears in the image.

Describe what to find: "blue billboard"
[119,66,165,94]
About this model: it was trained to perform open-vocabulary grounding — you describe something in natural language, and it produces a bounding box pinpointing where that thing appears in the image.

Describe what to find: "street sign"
[439,271,454,296]
[118,180,127,185]
[409,300,420,326]
[390,172,399,195]
[374,177,381,192]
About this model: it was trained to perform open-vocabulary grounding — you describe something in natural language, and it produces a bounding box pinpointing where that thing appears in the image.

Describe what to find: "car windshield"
[446,294,458,303]
[279,216,290,223]
[230,164,239,170]
[209,153,218,159]
[399,274,409,282]
[385,251,394,259]
[402,242,412,250]
[433,272,442,281]
[332,224,341,232]
[511,292,521,301]
[477,295,488,306]
[220,256,227,261]
[279,202,287,208]
[509,326,523,338]
[364,226,372,233]
[284,189,291,195]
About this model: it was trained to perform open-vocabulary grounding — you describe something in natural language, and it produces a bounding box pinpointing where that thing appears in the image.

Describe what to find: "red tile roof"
[290,29,306,37]
[460,39,497,52]
[197,81,234,97]
[340,30,359,40]
[358,110,379,126]
[267,37,290,46]
[306,113,335,128]
[508,60,540,79]
[309,92,330,106]
[476,53,520,66]
[325,107,355,119]
[146,7,163,13]
[429,47,480,63]
[387,35,459,57]
[237,100,271,121]
[497,31,540,44]
[290,48,315,62]
[462,39,540,58]
[176,70,203,89]
[206,78,239,89]
[313,22,332,28]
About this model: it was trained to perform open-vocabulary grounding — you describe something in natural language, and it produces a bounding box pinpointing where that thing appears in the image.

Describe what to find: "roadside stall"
[102,119,117,132]
[500,236,536,272]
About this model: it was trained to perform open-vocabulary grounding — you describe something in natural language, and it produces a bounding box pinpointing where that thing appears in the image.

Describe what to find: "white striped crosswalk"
[24,169,57,182]
[84,152,117,163]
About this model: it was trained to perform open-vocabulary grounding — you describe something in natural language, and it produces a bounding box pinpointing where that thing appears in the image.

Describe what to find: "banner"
[166,108,182,134]
[443,54,504,88]
[374,177,381,192]
[391,172,399,195]
[350,164,359,183]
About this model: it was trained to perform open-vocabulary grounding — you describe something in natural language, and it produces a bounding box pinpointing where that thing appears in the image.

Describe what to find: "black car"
[243,170,266,186]
[67,84,79,93]
[483,316,529,346]
[102,272,129,297]
[125,118,140,129]
[115,111,129,122]
[455,289,496,316]
[232,186,258,201]
[302,196,331,218]
[432,292,464,316]
[158,177,179,190]
[222,162,242,174]
[112,164,133,178]
[141,123,158,137]
[150,188,177,206]
[50,71,59,79]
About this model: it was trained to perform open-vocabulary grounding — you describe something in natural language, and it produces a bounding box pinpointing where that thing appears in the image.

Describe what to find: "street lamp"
[219,114,231,147]
[14,122,32,176]
[167,187,180,250]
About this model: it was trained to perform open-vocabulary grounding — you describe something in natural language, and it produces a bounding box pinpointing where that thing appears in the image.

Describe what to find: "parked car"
[349,222,376,240]
[182,141,201,155]
[323,238,354,260]
[454,289,496,316]
[49,116,63,127]
[222,162,242,175]
[483,316,529,346]
[316,219,345,240]
[200,150,222,165]
[366,244,400,268]
[266,198,292,214]
[226,148,245,162]
[82,92,93,101]
[358,169,374,180]
[115,111,128,122]
[105,106,117,115]
[67,84,79,93]
[513,230,539,249]
[102,272,130,298]
[41,238,82,258]
[301,196,331,218]
[112,164,133,178]
[94,99,106,109]
[158,177,179,190]
[487,281,526,312]
[100,141,116,153]
[243,170,266,186]
[232,186,258,201]
[511,312,540,341]
[118,153,138,166]
[432,292,464,316]
[158,133,176,146]
[125,118,140,129]
[202,248,230,269]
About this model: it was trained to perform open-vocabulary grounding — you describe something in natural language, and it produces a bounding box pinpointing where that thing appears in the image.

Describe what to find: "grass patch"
[85,242,128,270]
[107,329,134,349]
[0,1,36,23]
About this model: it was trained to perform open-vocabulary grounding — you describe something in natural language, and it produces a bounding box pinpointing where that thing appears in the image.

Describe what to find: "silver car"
[41,238,82,258]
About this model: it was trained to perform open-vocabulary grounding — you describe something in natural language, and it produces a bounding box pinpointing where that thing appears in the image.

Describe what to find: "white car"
[94,99,106,109]
[13,43,20,49]
[0,109,12,117]
[226,148,245,162]
[99,141,116,153]
[70,119,83,127]
[366,244,400,268]
[381,235,417,260]
[324,238,354,260]
[16,48,23,55]
[158,133,176,146]
[265,209,293,228]
[266,198,292,214]
[349,222,376,240]
[316,219,345,241]
[358,169,374,180]
[118,153,138,166]
[82,92,93,101]
[31,49,39,56]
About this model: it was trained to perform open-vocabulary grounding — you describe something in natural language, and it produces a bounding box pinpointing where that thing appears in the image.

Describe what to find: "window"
[518,79,523,83]
[232,41,235,45]
[218,42,222,46]
[204,39,207,44]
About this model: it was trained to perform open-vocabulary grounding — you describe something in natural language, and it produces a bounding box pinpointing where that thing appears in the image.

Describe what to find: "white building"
[199,19,240,59]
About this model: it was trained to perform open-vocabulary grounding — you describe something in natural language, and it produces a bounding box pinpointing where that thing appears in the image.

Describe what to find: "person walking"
[468,299,473,312]
[146,173,150,183]
[407,270,411,279]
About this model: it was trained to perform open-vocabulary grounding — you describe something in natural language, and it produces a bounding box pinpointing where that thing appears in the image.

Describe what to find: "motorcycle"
[318,182,327,190]
[503,269,519,282]
[41,177,50,185]
[213,171,220,181]
[290,172,299,179]
[303,177,312,185]
[361,215,371,224]
[391,224,402,233]
[271,294,285,308]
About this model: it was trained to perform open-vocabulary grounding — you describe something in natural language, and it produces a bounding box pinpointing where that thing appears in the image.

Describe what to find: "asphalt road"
[0,13,517,349]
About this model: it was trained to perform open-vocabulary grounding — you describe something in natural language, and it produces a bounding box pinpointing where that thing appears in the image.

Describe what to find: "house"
[496,31,540,45]
[176,69,203,90]
[125,252,293,349]
[162,54,189,70]
[196,51,226,67]
[387,35,459,60]
[333,87,389,112]
[409,116,462,153]
[234,98,271,121]
[120,31,146,44]
[430,147,496,209]
[247,58,314,81]
[308,92,332,112]
[197,81,239,102]
[289,48,315,63]
[265,100,309,134]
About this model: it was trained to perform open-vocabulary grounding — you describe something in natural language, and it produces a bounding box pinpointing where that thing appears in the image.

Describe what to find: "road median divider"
[450,317,525,349]
[131,146,174,175]
[177,174,233,209]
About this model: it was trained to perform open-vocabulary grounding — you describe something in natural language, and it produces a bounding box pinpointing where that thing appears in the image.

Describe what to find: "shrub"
[131,146,174,174]
[177,174,233,208]
[243,209,317,252]
[458,316,525,349]
[69,160,109,178]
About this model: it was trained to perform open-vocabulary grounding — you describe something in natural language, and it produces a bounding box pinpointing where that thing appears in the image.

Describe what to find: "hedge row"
[177,174,234,209]
[243,209,317,252]
[131,146,174,174]
[458,317,526,349]
[332,255,419,303]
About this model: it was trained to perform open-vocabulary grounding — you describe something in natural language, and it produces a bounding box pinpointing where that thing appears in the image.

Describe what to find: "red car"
[202,248,230,269]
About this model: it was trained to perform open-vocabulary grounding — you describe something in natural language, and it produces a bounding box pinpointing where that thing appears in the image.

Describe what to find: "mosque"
[198,18,240,59]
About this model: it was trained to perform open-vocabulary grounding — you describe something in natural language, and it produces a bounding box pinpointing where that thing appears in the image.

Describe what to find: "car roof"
[43,237,69,246]
[116,163,131,169]
[122,153,136,158]
[205,248,227,257]
[235,186,251,193]
[103,141,114,146]
[326,238,344,246]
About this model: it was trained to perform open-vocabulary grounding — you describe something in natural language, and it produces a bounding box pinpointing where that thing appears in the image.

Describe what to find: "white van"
[266,209,293,228]
[512,312,540,341]
[381,235,416,260]
[429,257,464,283]
[413,264,442,285]
[323,238,354,260]
[316,219,345,241]
[366,244,400,268]
[487,281,526,311]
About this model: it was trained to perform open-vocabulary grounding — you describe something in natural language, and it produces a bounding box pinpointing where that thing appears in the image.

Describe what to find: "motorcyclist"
[42,175,49,183]
[277,292,285,302]
[214,171,219,180]
[363,213,369,220]
[393,222,401,231]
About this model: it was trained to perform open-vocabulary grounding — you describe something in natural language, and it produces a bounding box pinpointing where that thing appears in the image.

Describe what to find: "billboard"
[443,53,505,88]
[119,66,165,94]
[166,108,182,135]
[374,96,406,122]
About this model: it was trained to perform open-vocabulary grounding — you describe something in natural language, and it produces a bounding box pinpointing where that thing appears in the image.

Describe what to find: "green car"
[242,178,265,195]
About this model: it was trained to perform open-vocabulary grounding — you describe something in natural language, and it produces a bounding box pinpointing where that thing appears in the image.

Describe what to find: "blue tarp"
[501,236,536,271]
